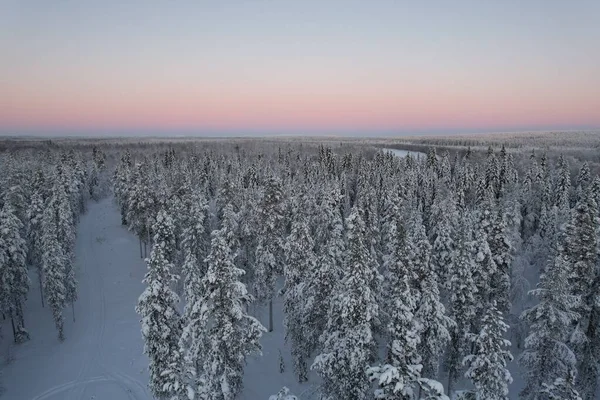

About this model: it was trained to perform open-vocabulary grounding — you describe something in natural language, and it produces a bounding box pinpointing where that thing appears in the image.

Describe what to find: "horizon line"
[1,128,600,141]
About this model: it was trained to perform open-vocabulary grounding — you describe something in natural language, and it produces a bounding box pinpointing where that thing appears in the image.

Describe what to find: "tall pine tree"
[198,212,265,400]
[313,206,379,400]
[136,210,182,400]
[520,253,580,399]
[462,302,513,400]
[41,199,66,341]
[0,202,30,343]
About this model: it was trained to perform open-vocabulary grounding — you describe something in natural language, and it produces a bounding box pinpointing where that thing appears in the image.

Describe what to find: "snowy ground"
[0,197,318,400]
[244,299,321,400]
[1,197,151,399]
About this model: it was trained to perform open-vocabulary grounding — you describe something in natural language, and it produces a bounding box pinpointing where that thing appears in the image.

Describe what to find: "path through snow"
[1,197,150,400]
[1,197,319,400]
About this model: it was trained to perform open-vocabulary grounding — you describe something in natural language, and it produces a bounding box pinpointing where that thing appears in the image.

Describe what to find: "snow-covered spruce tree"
[563,190,600,398]
[181,188,208,290]
[409,215,432,287]
[538,182,554,239]
[268,387,298,400]
[475,176,491,208]
[221,202,241,263]
[576,161,591,197]
[522,150,537,188]
[312,205,379,400]
[368,364,450,400]
[217,175,237,219]
[577,318,600,399]
[487,209,512,314]
[540,369,583,400]
[3,182,28,230]
[177,190,209,390]
[56,170,79,319]
[198,215,265,400]
[439,150,452,184]
[462,302,513,400]
[519,253,580,399]
[497,145,509,197]
[303,186,345,357]
[136,209,183,400]
[537,152,549,183]
[538,202,557,249]
[484,147,499,195]
[236,186,259,281]
[591,176,600,211]
[73,155,88,215]
[89,146,106,199]
[50,168,77,285]
[41,199,67,341]
[426,147,438,171]
[417,380,450,400]
[429,198,456,291]
[411,218,455,381]
[114,150,132,225]
[521,163,541,241]
[555,154,571,213]
[61,153,85,224]
[379,183,401,266]
[357,192,384,331]
[385,218,420,363]
[368,215,422,399]
[254,175,285,332]
[127,162,155,254]
[471,220,497,318]
[564,191,597,313]
[445,214,479,396]
[27,170,47,306]
[282,212,316,383]
[0,202,30,343]
[167,190,187,260]
[415,272,454,380]
[369,364,418,400]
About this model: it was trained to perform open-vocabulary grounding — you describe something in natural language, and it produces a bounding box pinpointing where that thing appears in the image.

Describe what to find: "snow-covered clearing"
[1,197,150,399]
[244,300,320,400]
[1,197,318,399]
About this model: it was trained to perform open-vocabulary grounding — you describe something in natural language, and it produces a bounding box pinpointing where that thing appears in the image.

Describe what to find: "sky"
[1,1,599,137]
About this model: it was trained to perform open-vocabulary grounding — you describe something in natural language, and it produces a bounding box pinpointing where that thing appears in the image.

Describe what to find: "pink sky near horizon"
[3,77,598,132]
[2,1,599,135]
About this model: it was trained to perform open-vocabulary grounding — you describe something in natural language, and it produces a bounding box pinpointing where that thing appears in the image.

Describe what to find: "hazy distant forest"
[2,131,600,400]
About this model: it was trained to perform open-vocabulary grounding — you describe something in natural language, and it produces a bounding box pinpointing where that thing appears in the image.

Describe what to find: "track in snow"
[0,196,320,399]
[0,197,150,400]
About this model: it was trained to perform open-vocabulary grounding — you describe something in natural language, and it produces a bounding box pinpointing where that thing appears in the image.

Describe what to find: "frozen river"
[382,147,426,158]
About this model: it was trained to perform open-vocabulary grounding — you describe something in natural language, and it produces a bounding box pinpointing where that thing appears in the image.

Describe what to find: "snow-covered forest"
[0,147,107,342]
[2,136,600,399]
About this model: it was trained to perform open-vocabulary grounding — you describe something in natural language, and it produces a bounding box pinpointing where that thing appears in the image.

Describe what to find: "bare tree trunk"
[139,238,143,258]
[39,271,45,308]
[10,312,16,343]
[269,300,274,332]
[17,302,25,328]
[72,302,76,322]
[146,223,151,256]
